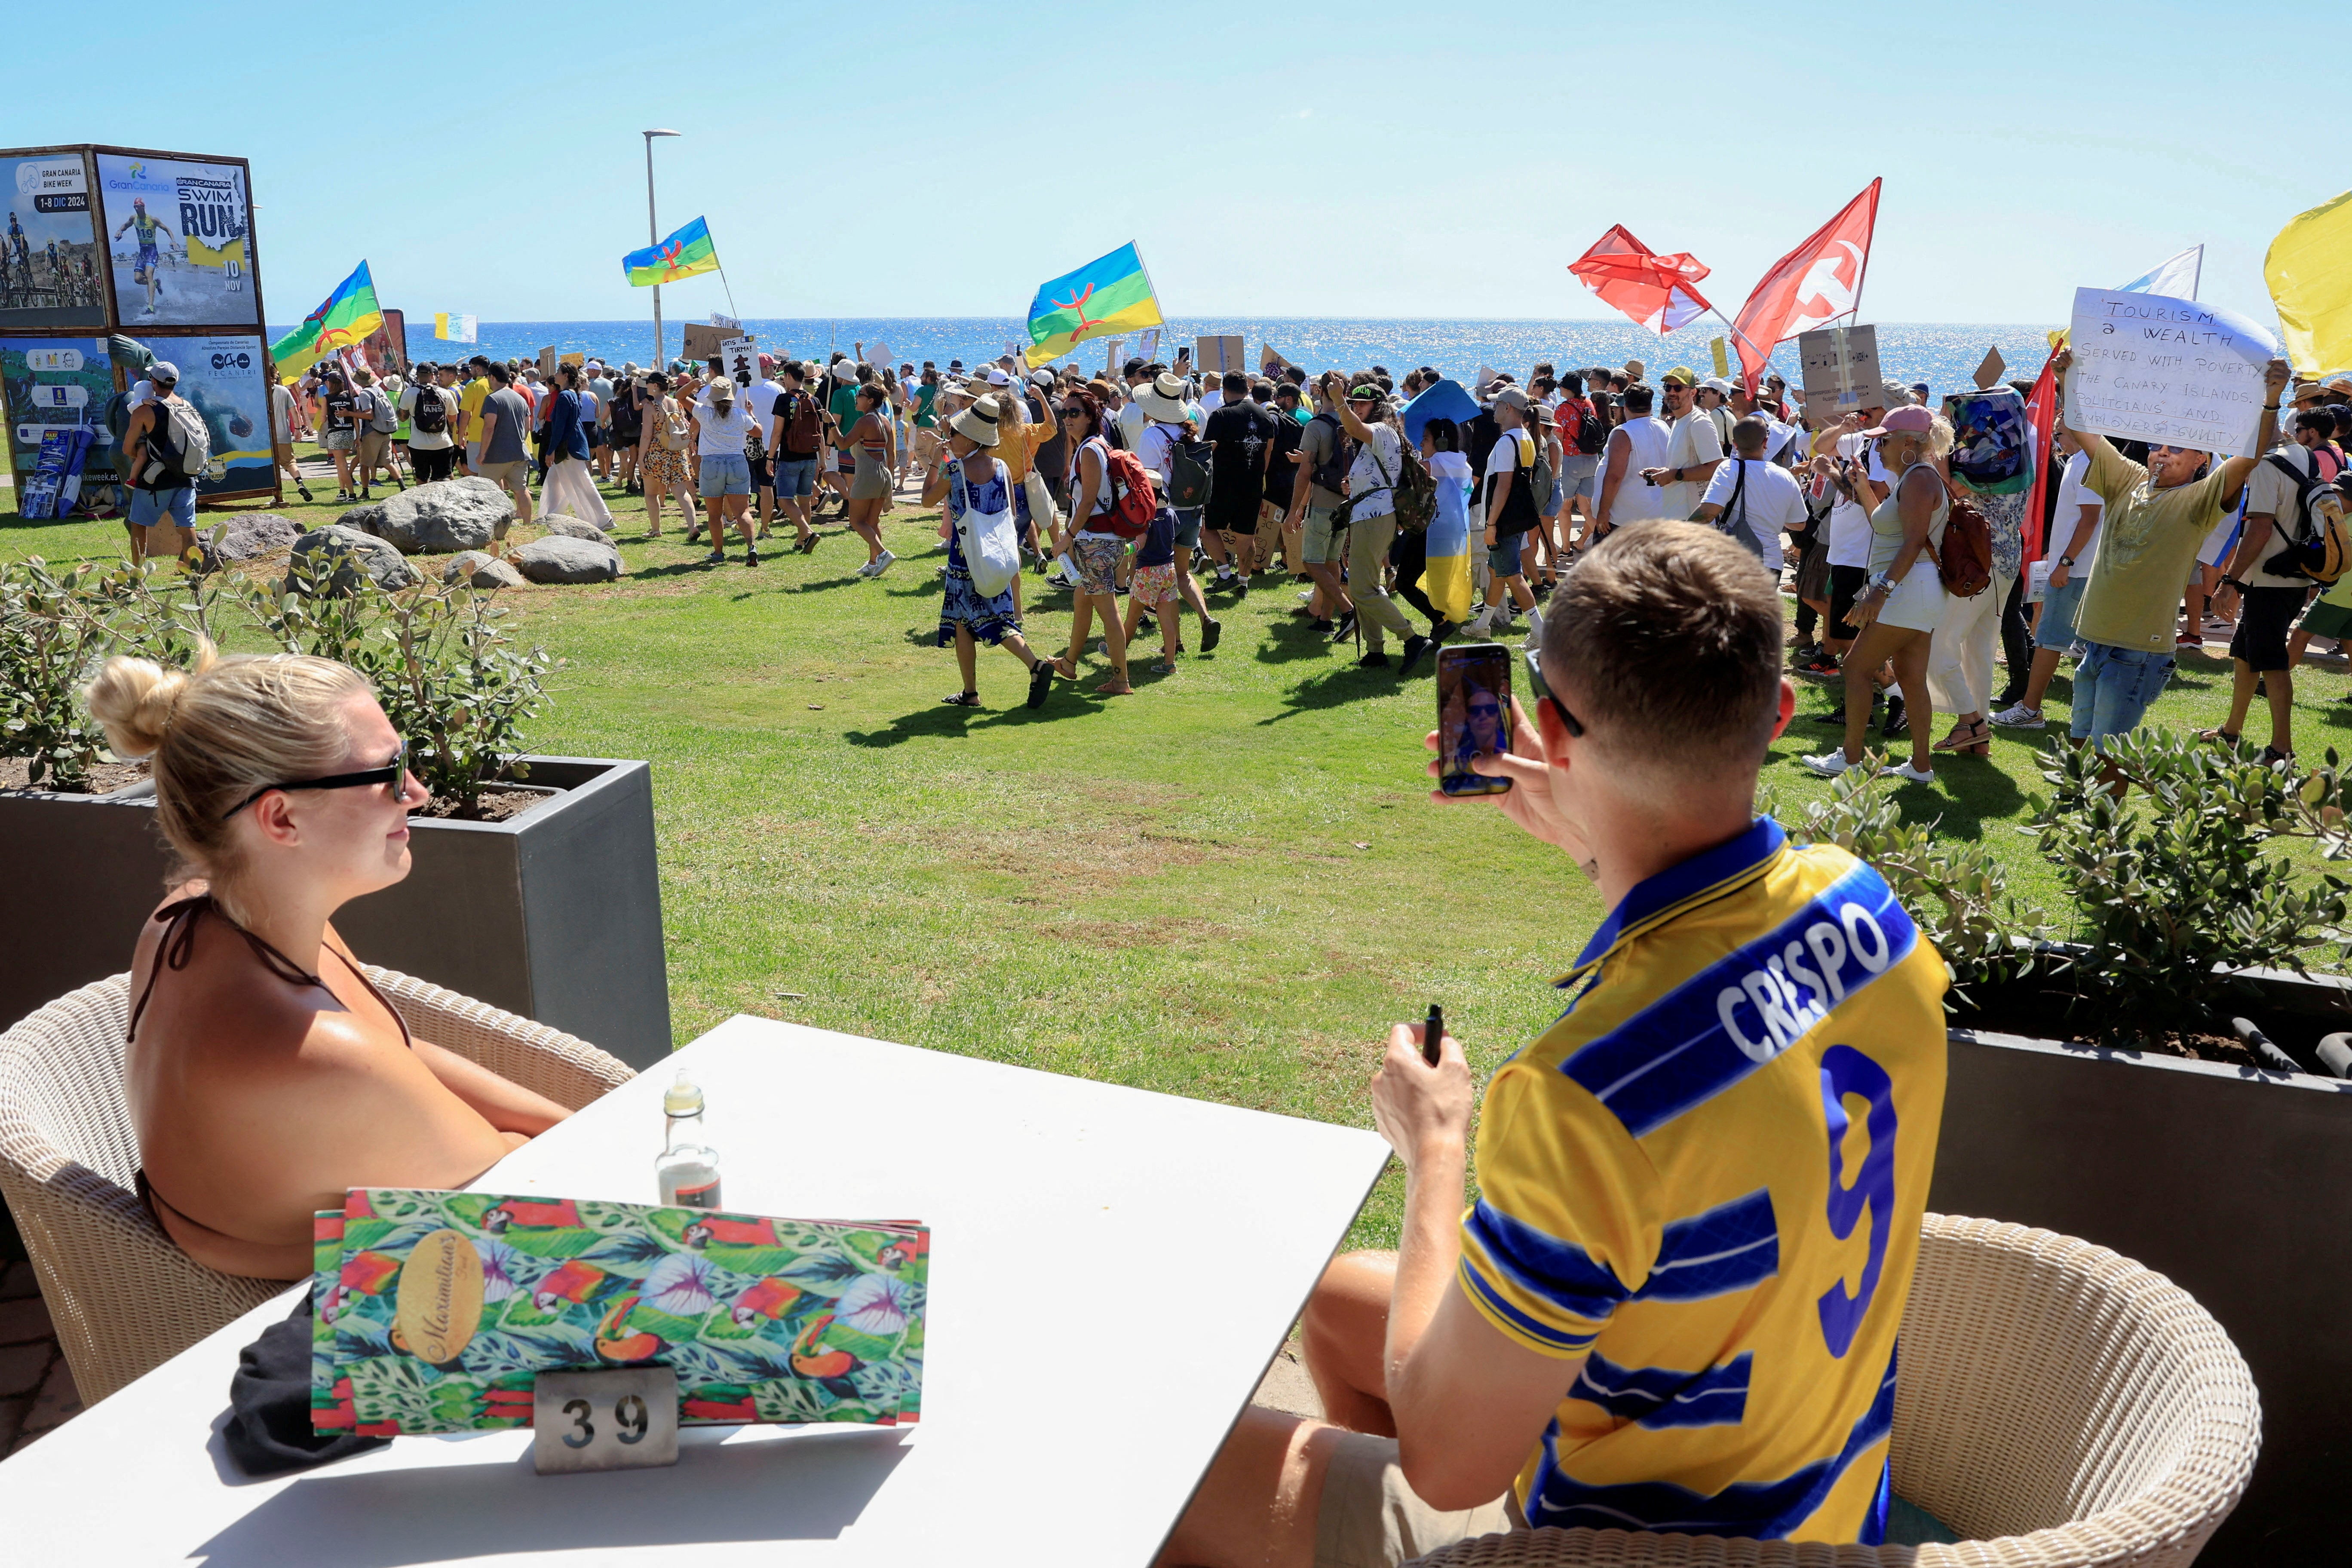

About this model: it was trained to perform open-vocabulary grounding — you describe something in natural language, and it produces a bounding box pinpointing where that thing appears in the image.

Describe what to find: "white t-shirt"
[1115,396,1151,451]
[1136,421,1181,485]
[1662,411,1726,520]
[695,400,754,457]
[1826,433,1892,569]
[1601,416,1674,524]
[746,378,786,426]
[1198,387,1225,415]
[2239,442,2325,588]
[399,385,457,450]
[1347,421,1404,520]
[2045,448,2104,568]
[1700,457,1805,571]
[270,383,292,442]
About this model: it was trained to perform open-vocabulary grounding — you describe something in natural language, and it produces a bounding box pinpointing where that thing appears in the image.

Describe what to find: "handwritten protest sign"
[1797,324,1881,424]
[2065,288,2279,456]
[719,336,758,390]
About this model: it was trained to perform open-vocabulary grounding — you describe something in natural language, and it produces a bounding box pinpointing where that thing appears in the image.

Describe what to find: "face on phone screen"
[1437,644,1513,796]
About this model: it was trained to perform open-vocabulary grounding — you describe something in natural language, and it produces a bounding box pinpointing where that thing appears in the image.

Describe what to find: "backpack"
[1161,424,1212,510]
[1392,442,1436,532]
[1307,412,1354,493]
[1101,443,1159,539]
[410,385,448,436]
[137,396,211,490]
[781,389,822,455]
[1488,431,1543,537]
[364,388,397,433]
[1569,398,1610,457]
[1924,478,1993,598]
[2259,452,2351,586]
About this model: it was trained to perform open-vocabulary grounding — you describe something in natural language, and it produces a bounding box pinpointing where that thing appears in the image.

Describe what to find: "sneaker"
[1882,693,1908,738]
[1358,651,1392,669]
[1398,634,1433,678]
[855,557,881,578]
[1799,748,1856,777]
[1795,653,1843,676]
[1889,761,1936,784]
[1308,617,1334,634]
[2177,633,2203,651]
[745,550,760,567]
[705,549,726,564]
[1202,618,1223,653]
[1991,703,2045,729]
[2201,616,2234,635]
[1523,606,1544,653]
[871,549,895,577]
[1330,610,1357,643]
[297,487,314,502]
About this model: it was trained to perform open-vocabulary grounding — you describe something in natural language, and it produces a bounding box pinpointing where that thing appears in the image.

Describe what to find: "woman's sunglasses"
[1060,408,1088,420]
[223,744,417,820]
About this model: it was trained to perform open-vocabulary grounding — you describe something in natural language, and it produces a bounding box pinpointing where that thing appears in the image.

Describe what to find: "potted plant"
[1794,741,2352,1565]
[0,552,673,1070]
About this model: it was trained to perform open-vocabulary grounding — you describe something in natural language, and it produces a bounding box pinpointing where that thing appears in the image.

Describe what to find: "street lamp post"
[643,129,681,367]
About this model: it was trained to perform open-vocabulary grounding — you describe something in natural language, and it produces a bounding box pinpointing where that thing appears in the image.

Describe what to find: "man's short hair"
[1222,370,1248,396]
[1540,522,1783,775]
[1731,414,1771,455]
[485,362,512,385]
[1622,383,1656,414]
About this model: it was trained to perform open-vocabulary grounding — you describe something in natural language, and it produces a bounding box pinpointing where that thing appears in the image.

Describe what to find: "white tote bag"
[954,457,1022,598]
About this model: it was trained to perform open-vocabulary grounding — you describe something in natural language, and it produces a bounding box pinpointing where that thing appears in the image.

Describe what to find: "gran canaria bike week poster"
[1,151,105,332]
[94,152,259,329]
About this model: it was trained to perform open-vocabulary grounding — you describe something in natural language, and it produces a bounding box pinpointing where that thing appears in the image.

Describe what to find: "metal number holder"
[531,1366,680,1475]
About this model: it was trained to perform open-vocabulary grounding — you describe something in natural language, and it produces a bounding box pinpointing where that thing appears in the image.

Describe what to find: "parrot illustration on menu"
[791,1313,865,1399]
[481,1197,584,1235]
[729,1276,804,1329]
[595,1294,670,1364]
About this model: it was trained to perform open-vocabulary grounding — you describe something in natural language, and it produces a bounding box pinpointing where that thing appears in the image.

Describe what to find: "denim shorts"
[2034,572,2089,650]
[130,485,195,530]
[1172,506,1202,552]
[773,457,816,499]
[1488,532,1529,576]
[699,452,751,497]
[1558,454,1599,501]
[2070,641,2175,747]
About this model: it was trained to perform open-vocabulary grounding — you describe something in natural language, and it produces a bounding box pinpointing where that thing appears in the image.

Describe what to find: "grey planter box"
[1936,973,2352,1567]
[0,756,671,1069]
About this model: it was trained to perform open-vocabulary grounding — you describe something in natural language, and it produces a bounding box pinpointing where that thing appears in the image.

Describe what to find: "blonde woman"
[84,650,571,1280]
[1803,405,1952,783]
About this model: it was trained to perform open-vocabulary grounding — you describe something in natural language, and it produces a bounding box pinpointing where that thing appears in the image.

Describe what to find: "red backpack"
[1101,445,1159,539]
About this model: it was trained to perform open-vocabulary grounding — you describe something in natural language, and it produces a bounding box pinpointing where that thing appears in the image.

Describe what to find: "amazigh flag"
[1568,225,1714,335]
[623,217,720,287]
[1024,243,1162,368]
[271,262,383,383]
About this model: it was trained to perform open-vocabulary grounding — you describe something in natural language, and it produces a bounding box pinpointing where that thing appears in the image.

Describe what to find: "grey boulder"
[538,515,613,543]
[442,550,527,589]
[361,477,514,554]
[513,535,622,584]
[205,512,303,562]
[288,525,418,594]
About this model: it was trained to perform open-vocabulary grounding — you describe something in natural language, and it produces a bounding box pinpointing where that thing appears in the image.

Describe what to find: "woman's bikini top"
[127,893,412,1237]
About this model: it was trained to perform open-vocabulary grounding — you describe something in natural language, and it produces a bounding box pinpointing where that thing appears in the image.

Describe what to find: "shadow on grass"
[843,684,1103,746]
[1254,617,1349,666]
[1255,664,1398,725]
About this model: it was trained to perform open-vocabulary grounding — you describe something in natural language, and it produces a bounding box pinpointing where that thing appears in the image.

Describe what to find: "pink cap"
[1859,405,1935,437]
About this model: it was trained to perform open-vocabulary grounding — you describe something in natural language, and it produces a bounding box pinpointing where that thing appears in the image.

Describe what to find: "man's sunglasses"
[223,744,417,820]
[1523,648,1585,738]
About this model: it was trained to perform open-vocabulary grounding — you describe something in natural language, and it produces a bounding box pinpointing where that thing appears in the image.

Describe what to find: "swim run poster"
[165,334,275,498]
[0,150,107,331]
[93,151,260,329]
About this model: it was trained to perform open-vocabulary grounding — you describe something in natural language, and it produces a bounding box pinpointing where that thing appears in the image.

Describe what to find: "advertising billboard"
[93,151,259,328]
[1,335,116,480]
[0,150,106,331]
[165,334,274,497]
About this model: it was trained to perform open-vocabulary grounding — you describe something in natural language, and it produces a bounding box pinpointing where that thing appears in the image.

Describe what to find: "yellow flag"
[2266,189,2352,371]
[1709,336,1729,378]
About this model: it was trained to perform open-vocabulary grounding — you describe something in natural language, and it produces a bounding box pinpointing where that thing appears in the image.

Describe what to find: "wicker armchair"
[1406,1216,2260,1568]
[0,967,636,1405]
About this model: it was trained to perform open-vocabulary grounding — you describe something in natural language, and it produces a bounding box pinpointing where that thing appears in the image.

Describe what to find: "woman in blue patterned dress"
[922,400,1060,710]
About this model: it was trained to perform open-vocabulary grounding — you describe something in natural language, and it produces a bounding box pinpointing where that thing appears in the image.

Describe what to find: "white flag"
[2119,245,2203,300]
[434,312,477,343]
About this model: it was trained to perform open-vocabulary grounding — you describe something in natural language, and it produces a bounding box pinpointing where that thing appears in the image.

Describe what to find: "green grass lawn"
[10,454,2352,1245]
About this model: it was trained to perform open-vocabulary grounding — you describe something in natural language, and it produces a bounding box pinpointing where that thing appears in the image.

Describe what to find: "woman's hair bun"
[84,651,200,760]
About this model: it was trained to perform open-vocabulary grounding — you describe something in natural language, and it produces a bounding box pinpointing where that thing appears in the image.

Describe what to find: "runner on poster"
[1,153,106,330]
[166,334,274,496]
[94,153,259,328]
[0,336,117,479]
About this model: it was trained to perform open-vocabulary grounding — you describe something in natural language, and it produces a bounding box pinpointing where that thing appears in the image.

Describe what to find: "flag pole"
[716,262,742,328]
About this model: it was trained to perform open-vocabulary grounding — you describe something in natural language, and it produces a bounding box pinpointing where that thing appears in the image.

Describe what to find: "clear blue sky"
[6,1,2337,328]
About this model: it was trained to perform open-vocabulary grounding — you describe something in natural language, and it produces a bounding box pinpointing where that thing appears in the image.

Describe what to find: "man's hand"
[1639,465,1670,485]
[2048,560,2070,590]
[1370,1022,1472,1172]
[1425,697,1596,871]
[2264,357,2291,399]
[2051,346,2073,377]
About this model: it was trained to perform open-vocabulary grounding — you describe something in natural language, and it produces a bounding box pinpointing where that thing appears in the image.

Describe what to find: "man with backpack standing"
[1554,372,1606,551]
[402,363,461,483]
[1287,372,1355,632]
[2208,408,2346,761]
[1204,371,1278,595]
[350,369,404,499]
[121,361,206,567]
[1466,387,1544,641]
[766,362,825,555]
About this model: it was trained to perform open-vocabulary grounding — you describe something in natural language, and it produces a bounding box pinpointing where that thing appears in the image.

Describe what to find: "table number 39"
[531,1367,680,1474]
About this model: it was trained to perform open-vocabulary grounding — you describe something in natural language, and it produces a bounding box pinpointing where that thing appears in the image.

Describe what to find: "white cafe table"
[0,1015,1390,1565]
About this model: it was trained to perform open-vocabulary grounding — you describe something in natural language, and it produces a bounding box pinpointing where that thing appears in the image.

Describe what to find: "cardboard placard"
[537,345,555,377]
[681,322,727,363]
[718,335,757,390]
[1194,335,1244,374]
[1797,324,1882,423]
[1260,342,1290,374]
[2064,287,2279,457]
[1133,328,1159,362]
[866,340,894,369]
[1973,345,2006,390]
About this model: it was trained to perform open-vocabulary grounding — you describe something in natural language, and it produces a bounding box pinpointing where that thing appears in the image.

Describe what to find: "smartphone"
[1436,643,1514,797]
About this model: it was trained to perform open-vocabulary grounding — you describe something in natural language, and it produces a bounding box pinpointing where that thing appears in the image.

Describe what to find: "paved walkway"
[0,1259,81,1456]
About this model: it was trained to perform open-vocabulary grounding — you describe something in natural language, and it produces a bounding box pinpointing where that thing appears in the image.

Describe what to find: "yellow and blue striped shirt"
[1459,817,1947,1544]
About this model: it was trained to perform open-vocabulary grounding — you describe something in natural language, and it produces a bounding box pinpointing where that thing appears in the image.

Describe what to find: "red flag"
[2020,344,2062,563]
[1568,225,1715,335]
[1729,180,1883,390]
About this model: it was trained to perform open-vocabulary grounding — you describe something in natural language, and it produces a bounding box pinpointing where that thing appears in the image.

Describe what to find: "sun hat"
[707,380,735,403]
[1699,376,1734,396]
[1858,405,1935,437]
[1623,358,1647,379]
[1136,371,1193,423]
[949,402,1001,446]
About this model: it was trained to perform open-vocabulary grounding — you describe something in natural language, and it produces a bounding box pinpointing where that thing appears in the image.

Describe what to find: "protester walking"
[401,363,460,484]
[841,383,899,576]
[1286,372,1355,630]
[765,362,824,554]
[1052,389,1134,695]
[1589,382,1671,538]
[318,365,360,502]
[471,363,535,533]
[540,365,614,532]
[1133,371,1224,652]
[1465,388,1542,641]
[635,370,696,536]
[917,403,1060,709]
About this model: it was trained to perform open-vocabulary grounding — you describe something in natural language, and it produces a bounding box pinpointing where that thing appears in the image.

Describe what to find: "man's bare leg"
[1302,1250,1399,1435]
[1155,1409,1339,1568]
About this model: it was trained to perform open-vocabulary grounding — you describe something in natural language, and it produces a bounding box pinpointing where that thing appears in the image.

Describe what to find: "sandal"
[1931,718,1991,755]
[941,691,983,707]
[1094,678,1133,696]
[2198,728,2242,748]
[1026,659,1056,709]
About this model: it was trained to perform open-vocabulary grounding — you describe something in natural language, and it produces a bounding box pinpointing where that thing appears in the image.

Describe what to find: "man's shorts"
[1828,562,1870,641]
[583,421,604,448]
[2034,571,2089,651]
[476,459,527,494]
[1303,504,1343,565]
[322,428,355,454]
[1316,1430,1515,1568]
[129,485,195,531]
[1488,531,1528,577]
[2229,584,2308,673]
[356,429,390,467]
[2070,641,2175,748]
[1172,506,1203,552]
[700,453,752,497]
[1557,453,1600,502]
[748,455,773,491]
[1206,486,1258,537]
[773,457,817,500]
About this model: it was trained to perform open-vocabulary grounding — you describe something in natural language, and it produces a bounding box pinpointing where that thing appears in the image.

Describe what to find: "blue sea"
[285,317,2060,400]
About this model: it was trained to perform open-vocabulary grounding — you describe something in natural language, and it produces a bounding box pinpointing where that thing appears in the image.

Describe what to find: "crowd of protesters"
[261,341,2352,769]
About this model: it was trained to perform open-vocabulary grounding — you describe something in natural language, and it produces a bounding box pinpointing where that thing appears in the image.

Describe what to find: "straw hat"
[1135,371,1192,423]
[950,401,1002,447]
